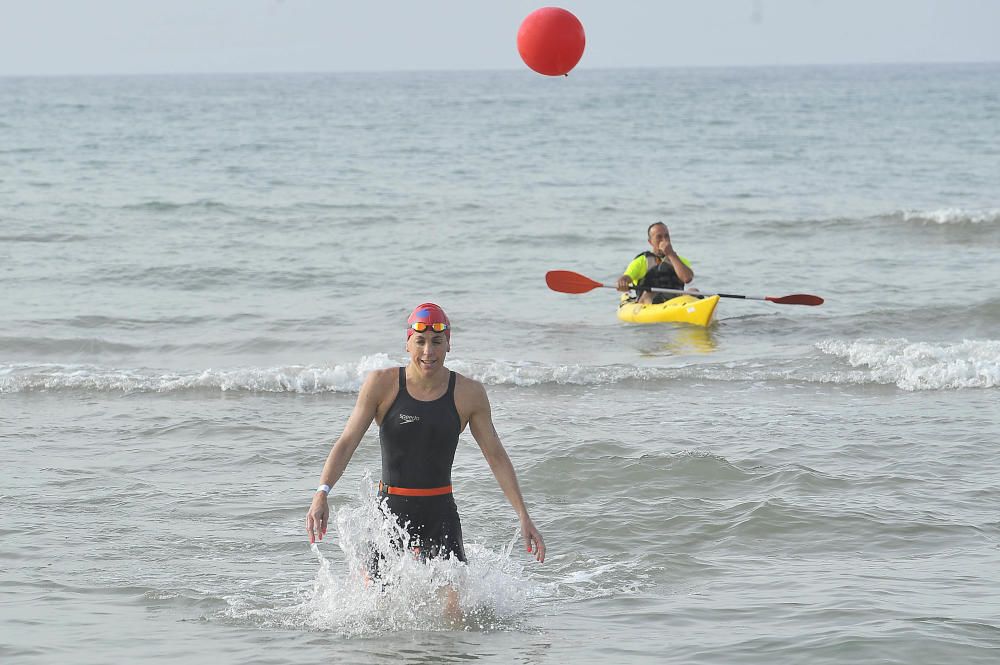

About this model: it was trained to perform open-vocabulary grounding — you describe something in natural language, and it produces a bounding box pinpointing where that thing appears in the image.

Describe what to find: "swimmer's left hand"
[521,516,545,563]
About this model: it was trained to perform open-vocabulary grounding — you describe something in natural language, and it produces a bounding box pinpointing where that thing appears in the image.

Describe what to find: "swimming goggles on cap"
[409,321,449,333]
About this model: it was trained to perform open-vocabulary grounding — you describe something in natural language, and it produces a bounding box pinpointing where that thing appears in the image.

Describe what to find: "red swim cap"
[406,302,451,340]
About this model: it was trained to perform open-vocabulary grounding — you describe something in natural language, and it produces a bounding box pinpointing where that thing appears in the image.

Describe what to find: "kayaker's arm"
[617,255,647,291]
[663,249,694,284]
[656,236,694,284]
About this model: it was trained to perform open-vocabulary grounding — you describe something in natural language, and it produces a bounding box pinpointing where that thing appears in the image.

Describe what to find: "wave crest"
[817,338,1000,391]
[122,199,233,212]
[0,355,395,395]
[0,356,694,394]
[5,343,998,395]
[900,208,1000,225]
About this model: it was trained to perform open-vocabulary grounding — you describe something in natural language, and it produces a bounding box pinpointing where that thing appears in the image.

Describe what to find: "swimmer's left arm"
[466,381,546,563]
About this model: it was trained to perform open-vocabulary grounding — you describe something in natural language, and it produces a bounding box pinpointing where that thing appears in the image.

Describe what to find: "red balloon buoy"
[517,7,586,77]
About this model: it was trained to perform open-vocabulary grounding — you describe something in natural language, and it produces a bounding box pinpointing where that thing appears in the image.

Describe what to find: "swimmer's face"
[407,330,449,374]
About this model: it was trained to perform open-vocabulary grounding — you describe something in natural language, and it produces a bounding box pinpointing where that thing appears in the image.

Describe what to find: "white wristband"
[316,484,331,494]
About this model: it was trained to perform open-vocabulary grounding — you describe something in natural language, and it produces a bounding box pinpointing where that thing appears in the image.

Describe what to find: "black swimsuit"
[376,367,466,562]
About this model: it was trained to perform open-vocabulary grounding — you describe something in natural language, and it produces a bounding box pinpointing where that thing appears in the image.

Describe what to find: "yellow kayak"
[617,293,720,327]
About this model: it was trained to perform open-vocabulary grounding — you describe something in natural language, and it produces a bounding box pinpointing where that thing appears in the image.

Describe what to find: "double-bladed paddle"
[545,270,824,306]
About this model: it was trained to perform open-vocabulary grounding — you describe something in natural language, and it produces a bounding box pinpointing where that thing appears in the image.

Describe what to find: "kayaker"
[305,303,545,615]
[616,222,695,304]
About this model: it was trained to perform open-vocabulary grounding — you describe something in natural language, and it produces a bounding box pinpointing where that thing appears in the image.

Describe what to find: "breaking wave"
[4,340,998,395]
[817,338,1000,391]
[898,208,1000,225]
[0,356,679,394]
[0,356,394,395]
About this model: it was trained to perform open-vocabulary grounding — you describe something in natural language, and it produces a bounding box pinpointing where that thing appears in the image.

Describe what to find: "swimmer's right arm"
[305,371,383,544]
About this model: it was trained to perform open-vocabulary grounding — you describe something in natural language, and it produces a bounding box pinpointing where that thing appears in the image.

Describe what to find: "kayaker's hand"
[616,275,633,291]
[657,237,674,257]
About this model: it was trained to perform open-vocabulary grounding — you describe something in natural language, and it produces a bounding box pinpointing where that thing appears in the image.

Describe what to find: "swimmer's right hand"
[306,494,329,544]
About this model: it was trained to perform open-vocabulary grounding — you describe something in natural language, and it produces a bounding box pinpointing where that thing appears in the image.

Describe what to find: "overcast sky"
[2,0,998,76]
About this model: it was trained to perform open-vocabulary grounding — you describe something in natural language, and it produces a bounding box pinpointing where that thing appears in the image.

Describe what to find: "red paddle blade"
[766,294,824,306]
[545,270,605,294]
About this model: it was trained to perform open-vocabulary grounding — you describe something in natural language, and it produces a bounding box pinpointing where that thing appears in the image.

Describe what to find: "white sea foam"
[225,474,533,635]
[817,338,1000,391]
[0,354,397,394]
[5,343,998,395]
[0,357,676,394]
[901,208,1000,225]
[449,359,669,387]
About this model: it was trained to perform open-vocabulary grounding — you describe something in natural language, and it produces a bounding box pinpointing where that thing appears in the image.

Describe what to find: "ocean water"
[2,64,999,664]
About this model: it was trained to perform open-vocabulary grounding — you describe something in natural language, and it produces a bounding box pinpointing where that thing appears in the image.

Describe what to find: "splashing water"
[297,475,536,635]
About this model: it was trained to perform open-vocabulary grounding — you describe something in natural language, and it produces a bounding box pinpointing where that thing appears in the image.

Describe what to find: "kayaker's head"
[647,222,671,257]
[406,303,451,374]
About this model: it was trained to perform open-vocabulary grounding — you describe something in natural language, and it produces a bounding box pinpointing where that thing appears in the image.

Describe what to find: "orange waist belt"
[378,481,453,497]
